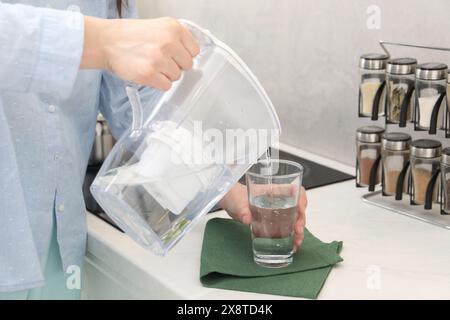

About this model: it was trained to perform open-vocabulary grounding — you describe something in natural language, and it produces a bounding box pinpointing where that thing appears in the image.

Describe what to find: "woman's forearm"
[80,16,108,70]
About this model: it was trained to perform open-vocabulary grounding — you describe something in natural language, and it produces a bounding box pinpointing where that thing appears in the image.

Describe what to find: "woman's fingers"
[219,183,253,225]
[159,57,182,81]
[297,186,307,225]
[230,208,252,225]
[94,17,200,91]
[145,72,172,91]
[294,221,304,250]
[240,211,252,225]
[294,230,304,251]
[171,43,194,70]
[294,186,307,251]
[180,25,201,57]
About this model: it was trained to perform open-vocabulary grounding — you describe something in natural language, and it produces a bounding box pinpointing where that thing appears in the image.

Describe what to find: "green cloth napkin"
[200,218,343,299]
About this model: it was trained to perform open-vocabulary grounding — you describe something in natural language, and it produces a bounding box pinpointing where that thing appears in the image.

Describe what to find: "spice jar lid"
[416,63,448,80]
[382,132,412,151]
[359,53,389,70]
[386,58,417,75]
[441,148,450,165]
[356,126,385,143]
[411,139,442,158]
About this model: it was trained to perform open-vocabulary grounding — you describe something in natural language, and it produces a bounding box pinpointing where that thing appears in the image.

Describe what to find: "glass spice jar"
[381,132,411,196]
[356,126,385,189]
[410,139,441,206]
[414,63,447,133]
[358,53,389,119]
[440,148,450,215]
[385,58,417,125]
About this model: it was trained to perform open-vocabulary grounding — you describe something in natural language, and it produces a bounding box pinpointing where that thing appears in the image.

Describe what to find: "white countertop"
[83,144,450,300]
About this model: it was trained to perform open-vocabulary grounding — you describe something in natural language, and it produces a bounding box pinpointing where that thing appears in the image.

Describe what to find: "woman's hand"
[81,16,200,91]
[219,183,308,251]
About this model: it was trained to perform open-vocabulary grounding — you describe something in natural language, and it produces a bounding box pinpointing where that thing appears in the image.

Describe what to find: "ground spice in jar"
[361,81,383,116]
[410,139,441,205]
[381,132,411,196]
[384,169,402,194]
[359,156,380,186]
[359,54,388,117]
[412,167,435,204]
[415,63,447,130]
[356,126,384,188]
[418,94,441,129]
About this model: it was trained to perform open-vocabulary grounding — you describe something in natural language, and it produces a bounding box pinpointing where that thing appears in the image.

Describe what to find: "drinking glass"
[245,159,303,268]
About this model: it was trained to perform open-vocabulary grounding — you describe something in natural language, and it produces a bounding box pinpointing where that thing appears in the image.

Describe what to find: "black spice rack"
[361,40,450,230]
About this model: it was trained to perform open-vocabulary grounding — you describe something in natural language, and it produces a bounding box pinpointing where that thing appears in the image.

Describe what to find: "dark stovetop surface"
[84,149,354,229]
[275,150,354,190]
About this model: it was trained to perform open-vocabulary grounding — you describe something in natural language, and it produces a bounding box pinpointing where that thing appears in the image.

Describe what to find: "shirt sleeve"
[0,3,84,98]
[99,0,163,140]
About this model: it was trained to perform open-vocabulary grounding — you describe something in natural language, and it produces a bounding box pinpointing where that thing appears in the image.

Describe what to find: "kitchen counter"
[82,144,450,299]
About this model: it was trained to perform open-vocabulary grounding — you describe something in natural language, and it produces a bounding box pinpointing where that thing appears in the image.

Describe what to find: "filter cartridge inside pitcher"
[97,120,221,215]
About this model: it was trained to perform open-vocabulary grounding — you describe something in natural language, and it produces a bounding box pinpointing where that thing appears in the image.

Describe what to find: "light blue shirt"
[0,0,158,291]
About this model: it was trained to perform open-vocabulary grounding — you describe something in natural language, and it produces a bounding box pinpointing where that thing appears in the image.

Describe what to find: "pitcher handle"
[178,19,214,53]
[124,20,211,137]
[126,85,144,137]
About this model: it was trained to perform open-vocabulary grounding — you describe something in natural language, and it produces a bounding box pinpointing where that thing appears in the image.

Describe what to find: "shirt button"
[57,204,65,213]
[48,104,56,113]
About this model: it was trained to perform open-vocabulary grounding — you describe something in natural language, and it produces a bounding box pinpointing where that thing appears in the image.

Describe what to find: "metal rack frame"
[361,40,450,230]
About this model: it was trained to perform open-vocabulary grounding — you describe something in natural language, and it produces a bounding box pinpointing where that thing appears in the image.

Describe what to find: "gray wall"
[136,0,450,166]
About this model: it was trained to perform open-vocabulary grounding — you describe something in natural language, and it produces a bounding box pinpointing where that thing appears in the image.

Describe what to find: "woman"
[0,0,307,299]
